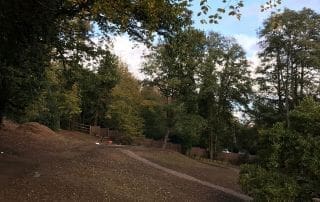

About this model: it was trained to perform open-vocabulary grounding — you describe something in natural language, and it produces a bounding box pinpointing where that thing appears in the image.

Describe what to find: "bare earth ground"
[131,147,242,192]
[0,120,248,201]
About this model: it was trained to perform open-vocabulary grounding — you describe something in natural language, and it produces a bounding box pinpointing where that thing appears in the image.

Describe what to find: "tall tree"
[143,28,207,149]
[140,85,167,140]
[0,0,284,125]
[23,63,82,130]
[106,64,144,138]
[198,32,252,158]
[79,51,119,126]
[0,0,192,125]
[256,8,320,127]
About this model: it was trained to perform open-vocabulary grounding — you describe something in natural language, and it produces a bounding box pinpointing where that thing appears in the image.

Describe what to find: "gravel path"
[121,149,253,201]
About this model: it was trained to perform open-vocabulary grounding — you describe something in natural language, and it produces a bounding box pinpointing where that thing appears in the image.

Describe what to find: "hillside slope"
[0,121,245,201]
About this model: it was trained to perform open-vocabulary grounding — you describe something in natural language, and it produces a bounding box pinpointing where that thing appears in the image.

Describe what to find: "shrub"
[240,164,298,201]
[240,98,320,200]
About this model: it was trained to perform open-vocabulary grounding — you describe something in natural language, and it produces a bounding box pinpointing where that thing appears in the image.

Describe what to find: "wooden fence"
[90,126,101,136]
[71,122,90,134]
[71,122,122,142]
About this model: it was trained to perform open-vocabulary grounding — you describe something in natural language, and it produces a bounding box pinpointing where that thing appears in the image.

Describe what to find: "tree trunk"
[162,127,170,149]
[285,54,291,129]
[94,109,98,126]
[291,63,298,106]
[163,96,172,149]
[209,130,214,159]
[0,91,7,128]
[0,112,3,128]
[276,50,284,113]
[300,65,304,99]
[214,132,218,154]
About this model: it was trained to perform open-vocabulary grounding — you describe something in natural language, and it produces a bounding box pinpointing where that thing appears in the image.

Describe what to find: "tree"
[106,64,144,139]
[0,0,192,125]
[0,0,286,126]
[198,32,252,158]
[234,122,259,154]
[79,51,119,126]
[174,111,206,154]
[144,29,252,153]
[195,0,283,24]
[21,49,119,130]
[240,97,320,200]
[255,8,320,128]
[240,8,320,200]
[60,83,82,126]
[140,86,167,140]
[143,28,207,149]
[23,63,81,130]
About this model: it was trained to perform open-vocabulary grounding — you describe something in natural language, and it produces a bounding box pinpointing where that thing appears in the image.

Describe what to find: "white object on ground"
[95,142,100,145]
[33,172,41,178]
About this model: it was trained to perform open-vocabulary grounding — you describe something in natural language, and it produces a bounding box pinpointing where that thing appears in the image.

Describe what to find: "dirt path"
[121,149,252,201]
[131,147,242,192]
[0,122,250,201]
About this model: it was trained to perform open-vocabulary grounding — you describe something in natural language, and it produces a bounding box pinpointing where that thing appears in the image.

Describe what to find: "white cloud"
[111,35,149,80]
[109,33,263,84]
[233,34,260,57]
[248,53,261,93]
[233,33,261,82]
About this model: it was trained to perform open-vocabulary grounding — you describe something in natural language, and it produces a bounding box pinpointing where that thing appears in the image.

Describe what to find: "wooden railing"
[71,122,121,136]
[71,122,123,143]
[71,122,90,134]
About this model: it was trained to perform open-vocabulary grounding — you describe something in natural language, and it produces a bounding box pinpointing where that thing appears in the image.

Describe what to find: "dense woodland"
[1,0,320,200]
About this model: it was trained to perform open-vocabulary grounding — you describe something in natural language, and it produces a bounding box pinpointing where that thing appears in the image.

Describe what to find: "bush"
[240,164,298,201]
[174,113,207,154]
[240,98,320,200]
[121,135,133,145]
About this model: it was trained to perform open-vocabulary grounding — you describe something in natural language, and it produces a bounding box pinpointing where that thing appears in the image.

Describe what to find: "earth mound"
[0,120,61,154]
[15,122,56,136]
[1,119,19,131]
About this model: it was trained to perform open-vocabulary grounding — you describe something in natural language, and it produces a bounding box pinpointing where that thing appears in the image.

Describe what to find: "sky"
[111,0,320,79]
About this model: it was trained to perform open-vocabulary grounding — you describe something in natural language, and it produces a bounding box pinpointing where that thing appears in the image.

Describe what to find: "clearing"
[0,120,250,201]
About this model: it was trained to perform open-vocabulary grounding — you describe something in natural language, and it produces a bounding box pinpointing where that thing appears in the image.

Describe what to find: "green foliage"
[175,112,207,153]
[198,32,252,156]
[241,97,320,200]
[23,64,82,130]
[251,97,284,128]
[247,9,320,199]
[256,8,320,123]
[79,51,119,126]
[143,28,206,102]
[0,0,287,125]
[20,64,81,130]
[197,0,283,24]
[234,123,259,155]
[107,65,144,137]
[143,28,252,152]
[290,97,320,135]
[246,9,320,198]
[240,164,298,201]
[0,0,192,123]
[143,28,207,147]
[140,86,167,140]
[60,84,82,120]
[257,122,286,169]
